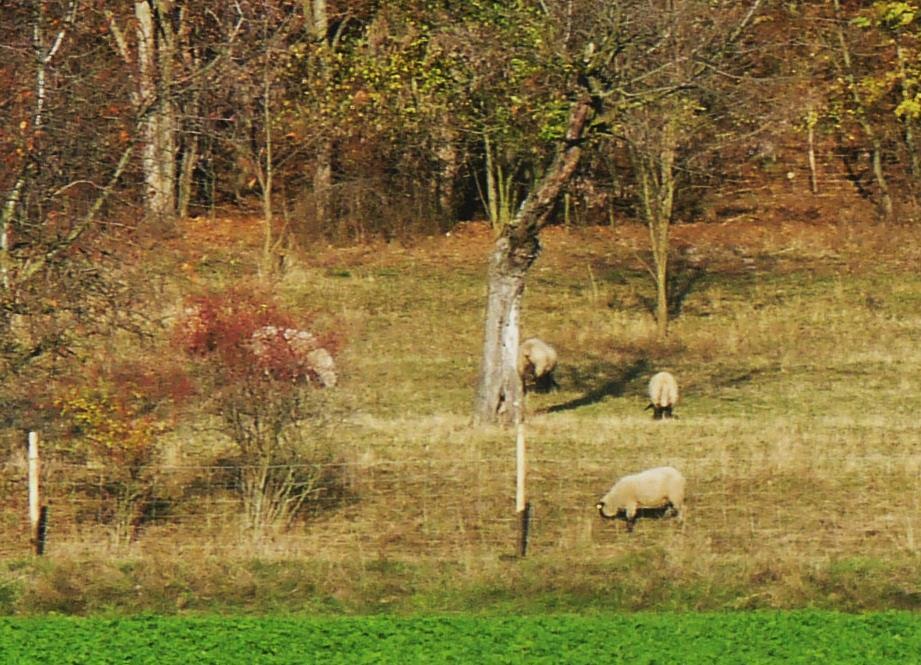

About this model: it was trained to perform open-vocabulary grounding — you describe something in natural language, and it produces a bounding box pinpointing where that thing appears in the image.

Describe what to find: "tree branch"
[18,142,136,284]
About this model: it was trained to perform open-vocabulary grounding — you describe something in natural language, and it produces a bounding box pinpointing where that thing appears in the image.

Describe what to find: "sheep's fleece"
[596,466,686,523]
[518,337,558,390]
[647,371,678,419]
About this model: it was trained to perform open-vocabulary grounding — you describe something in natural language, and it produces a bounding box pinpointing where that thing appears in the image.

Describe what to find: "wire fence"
[3,449,920,562]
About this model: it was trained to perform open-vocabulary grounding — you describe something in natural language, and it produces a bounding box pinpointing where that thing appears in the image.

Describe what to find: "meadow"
[2,215,921,617]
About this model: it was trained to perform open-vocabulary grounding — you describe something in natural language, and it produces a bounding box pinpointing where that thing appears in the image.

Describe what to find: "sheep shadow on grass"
[544,357,650,414]
[603,505,677,523]
[597,504,682,533]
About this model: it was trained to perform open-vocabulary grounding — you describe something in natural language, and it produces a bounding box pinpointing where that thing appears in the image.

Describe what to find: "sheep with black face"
[596,466,686,532]
[518,337,559,393]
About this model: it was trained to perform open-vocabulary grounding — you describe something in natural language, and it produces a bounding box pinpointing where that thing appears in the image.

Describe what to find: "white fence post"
[28,431,46,555]
[515,408,531,557]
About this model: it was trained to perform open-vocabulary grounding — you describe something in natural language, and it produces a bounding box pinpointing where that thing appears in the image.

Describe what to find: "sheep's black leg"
[625,517,636,533]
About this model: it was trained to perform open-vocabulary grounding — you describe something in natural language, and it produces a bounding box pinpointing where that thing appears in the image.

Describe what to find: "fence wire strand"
[2,450,920,561]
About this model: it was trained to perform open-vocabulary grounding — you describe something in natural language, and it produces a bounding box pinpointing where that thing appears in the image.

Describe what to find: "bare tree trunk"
[177,127,198,218]
[434,127,460,222]
[473,97,592,426]
[631,119,676,341]
[832,0,893,220]
[474,237,530,427]
[806,108,819,195]
[304,0,332,230]
[484,133,500,228]
[260,49,278,276]
[896,42,921,185]
[136,1,178,229]
[177,27,200,220]
[654,242,669,338]
[313,141,332,229]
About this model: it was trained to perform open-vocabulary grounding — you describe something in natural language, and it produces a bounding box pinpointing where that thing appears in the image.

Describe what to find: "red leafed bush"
[175,287,339,387]
[173,286,343,531]
[178,287,294,357]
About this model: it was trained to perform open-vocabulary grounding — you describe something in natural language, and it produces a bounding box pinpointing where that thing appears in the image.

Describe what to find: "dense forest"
[2,1,921,553]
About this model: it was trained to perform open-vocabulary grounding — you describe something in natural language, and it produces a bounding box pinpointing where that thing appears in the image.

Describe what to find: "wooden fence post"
[515,410,531,557]
[28,431,47,555]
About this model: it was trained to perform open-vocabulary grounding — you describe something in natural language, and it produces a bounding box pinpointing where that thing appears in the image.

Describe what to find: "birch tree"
[105,2,182,228]
[302,1,334,229]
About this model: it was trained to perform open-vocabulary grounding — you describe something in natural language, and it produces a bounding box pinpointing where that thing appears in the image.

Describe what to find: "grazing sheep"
[596,466,686,532]
[251,325,338,387]
[646,371,678,419]
[518,337,559,393]
[303,347,337,388]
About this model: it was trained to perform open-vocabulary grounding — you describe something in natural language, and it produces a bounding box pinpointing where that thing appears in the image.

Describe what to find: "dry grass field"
[3,201,921,614]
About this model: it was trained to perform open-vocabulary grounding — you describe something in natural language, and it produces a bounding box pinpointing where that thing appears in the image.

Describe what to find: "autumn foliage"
[176,286,339,387]
[54,359,189,544]
[174,286,342,531]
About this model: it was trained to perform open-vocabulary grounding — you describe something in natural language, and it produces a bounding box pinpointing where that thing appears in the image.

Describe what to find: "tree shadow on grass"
[639,255,708,321]
[544,356,650,414]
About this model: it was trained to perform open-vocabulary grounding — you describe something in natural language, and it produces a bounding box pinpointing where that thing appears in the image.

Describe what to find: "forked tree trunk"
[626,104,679,341]
[631,126,676,341]
[473,236,533,427]
[473,97,592,426]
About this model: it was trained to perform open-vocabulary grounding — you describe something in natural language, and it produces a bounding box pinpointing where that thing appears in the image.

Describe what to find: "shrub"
[175,286,342,533]
[56,375,174,545]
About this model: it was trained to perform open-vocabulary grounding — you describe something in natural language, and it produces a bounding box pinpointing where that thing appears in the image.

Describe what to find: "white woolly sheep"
[646,371,678,420]
[518,337,559,393]
[595,466,686,532]
[251,325,338,387]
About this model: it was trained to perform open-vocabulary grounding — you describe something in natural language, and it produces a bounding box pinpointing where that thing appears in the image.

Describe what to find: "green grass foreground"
[1,611,919,664]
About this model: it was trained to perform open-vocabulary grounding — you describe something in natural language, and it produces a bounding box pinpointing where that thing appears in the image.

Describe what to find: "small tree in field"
[176,287,340,534]
[56,361,188,545]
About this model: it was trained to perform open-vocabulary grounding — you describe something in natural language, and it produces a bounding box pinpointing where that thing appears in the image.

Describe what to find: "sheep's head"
[596,500,622,520]
[646,403,674,420]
